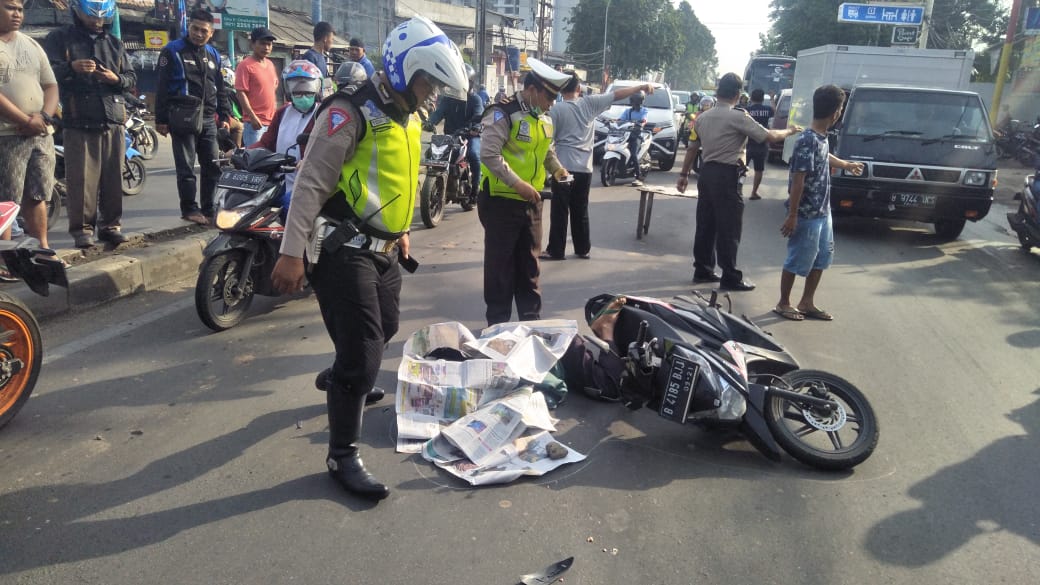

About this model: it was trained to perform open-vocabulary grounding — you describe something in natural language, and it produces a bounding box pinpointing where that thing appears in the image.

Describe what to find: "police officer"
[271,16,469,501]
[478,58,572,326]
[675,73,799,291]
[425,63,484,198]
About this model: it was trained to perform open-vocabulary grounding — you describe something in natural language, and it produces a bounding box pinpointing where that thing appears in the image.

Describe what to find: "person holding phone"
[44,0,136,248]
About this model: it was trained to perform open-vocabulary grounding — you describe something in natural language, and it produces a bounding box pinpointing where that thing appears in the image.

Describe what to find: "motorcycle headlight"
[216,207,252,229]
[963,171,988,186]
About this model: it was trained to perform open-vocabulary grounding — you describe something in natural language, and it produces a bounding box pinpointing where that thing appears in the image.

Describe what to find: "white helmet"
[382,16,468,102]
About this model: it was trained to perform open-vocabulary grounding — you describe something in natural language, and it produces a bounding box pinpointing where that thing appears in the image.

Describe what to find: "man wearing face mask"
[478,58,571,326]
[248,60,324,216]
[270,17,469,501]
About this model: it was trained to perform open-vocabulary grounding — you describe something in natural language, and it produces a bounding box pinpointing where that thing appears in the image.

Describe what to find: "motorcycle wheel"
[122,157,147,196]
[458,172,475,212]
[765,369,879,471]
[1017,148,1035,168]
[601,158,619,187]
[420,174,446,228]
[47,180,65,230]
[135,127,159,160]
[195,250,254,331]
[1015,202,1033,250]
[0,292,42,430]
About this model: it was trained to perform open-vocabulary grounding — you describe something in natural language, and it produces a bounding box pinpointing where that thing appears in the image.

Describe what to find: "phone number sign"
[838,3,924,25]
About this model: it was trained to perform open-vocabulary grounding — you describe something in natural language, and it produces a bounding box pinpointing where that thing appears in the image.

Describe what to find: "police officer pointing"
[676,73,800,291]
[271,17,469,501]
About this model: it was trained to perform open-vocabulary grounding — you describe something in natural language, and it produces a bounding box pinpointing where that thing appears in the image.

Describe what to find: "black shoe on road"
[719,279,756,292]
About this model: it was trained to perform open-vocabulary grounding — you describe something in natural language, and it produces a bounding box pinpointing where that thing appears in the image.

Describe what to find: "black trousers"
[477,188,542,326]
[171,118,221,217]
[311,247,401,456]
[546,172,592,257]
[694,161,745,284]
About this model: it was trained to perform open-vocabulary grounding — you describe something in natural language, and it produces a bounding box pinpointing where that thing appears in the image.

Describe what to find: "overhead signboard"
[892,25,920,45]
[1026,7,1040,36]
[838,3,925,25]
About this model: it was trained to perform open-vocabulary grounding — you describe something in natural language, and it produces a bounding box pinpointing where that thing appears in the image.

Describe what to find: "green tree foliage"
[664,2,718,91]
[565,0,693,80]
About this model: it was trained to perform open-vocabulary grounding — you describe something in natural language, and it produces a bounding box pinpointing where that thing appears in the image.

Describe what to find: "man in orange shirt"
[235,26,279,146]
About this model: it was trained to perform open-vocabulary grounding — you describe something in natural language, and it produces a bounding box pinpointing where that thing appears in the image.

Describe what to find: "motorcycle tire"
[420,174,446,228]
[1017,148,1036,168]
[47,180,65,230]
[459,174,475,212]
[1015,202,1033,250]
[765,369,879,471]
[601,158,619,187]
[195,250,254,331]
[0,292,43,430]
[135,127,159,160]
[122,157,147,196]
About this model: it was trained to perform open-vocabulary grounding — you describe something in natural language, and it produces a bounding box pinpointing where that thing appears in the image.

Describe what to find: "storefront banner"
[144,30,169,49]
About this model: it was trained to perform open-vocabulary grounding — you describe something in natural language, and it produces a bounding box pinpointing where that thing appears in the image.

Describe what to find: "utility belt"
[306,216,399,266]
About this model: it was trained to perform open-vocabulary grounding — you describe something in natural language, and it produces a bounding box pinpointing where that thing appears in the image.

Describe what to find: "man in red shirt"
[235,26,279,146]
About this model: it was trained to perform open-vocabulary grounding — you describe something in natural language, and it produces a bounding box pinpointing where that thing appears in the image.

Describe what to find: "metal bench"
[633,185,698,239]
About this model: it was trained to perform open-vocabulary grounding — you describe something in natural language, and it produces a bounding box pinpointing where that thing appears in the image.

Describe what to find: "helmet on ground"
[629,91,646,108]
[283,60,323,97]
[73,0,116,19]
[334,61,368,89]
[221,67,236,89]
[383,16,469,102]
[524,58,571,96]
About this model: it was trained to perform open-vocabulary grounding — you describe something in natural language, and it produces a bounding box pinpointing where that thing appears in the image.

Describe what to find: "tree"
[565,0,686,80]
[664,2,718,91]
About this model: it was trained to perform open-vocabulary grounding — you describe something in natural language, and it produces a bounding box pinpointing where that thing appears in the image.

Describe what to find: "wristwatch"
[39,112,56,126]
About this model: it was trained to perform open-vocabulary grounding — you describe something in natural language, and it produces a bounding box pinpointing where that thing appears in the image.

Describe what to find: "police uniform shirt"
[691,103,770,166]
[480,92,563,190]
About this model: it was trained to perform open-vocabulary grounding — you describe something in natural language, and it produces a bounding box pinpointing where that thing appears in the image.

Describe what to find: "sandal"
[0,267,19,283]
[801,308,834,321]
[772,306,804,321]
[182,212,208,226]
[592,296,627,321]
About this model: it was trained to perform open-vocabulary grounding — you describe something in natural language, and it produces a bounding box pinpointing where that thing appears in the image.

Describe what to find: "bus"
[743,55,796,99]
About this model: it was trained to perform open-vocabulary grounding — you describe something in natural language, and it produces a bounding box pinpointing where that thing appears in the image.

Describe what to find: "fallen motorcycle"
[0,201,69,429]
[582,292,879,470]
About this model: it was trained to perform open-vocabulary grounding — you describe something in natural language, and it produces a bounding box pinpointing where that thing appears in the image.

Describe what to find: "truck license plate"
[893,192,937,208]
[659,355,699,423]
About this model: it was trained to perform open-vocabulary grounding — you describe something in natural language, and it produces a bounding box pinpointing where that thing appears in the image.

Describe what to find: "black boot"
[326,382,390,501]
[315,368,385,404]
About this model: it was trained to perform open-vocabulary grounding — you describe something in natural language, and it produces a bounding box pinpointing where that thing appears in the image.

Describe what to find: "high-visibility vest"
[480,99,554,201]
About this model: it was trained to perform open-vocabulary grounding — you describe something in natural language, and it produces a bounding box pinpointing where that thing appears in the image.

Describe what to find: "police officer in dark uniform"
[478,58,572,326]
[271,16,469,501]
[676,73,800,291]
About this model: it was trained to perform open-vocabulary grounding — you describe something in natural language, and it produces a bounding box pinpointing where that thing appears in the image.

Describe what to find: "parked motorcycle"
[0,201,68,429]
[600,120,656,187]
[583,291,879,470]
[121,131,147,196]
[124,93,158,160]
[1007,169,1040,252]
[195,148,294,331]
[419,123,480,228]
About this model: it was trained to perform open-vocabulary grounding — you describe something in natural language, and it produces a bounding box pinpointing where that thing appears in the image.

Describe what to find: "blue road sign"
[1026,7,1040,33]
[838,3,925,25]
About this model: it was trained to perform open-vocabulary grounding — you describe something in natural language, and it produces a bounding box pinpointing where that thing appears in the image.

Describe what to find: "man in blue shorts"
[774,85,863,321]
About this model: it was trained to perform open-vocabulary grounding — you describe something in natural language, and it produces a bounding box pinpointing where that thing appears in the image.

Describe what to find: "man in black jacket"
[44,0,136,248]
[155,9,231,225]
[425,64,484,198]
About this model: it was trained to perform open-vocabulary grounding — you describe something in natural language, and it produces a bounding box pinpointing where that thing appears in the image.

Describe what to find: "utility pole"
[990,0,1023,125]
[476,0,488,87]
[919,0,935,48]
[537,0,547,58]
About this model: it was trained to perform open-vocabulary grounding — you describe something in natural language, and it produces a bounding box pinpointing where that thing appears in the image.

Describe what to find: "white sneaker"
[630,179,644,187]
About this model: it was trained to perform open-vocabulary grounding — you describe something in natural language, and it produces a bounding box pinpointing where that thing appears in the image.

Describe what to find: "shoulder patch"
[328,108,352,136]
[493,109,505,122]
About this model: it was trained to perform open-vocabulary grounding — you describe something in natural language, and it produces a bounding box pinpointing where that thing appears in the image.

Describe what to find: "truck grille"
[871,164,961,183]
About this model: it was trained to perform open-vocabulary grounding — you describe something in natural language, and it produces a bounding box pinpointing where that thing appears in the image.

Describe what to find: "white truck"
[784,45,995,240]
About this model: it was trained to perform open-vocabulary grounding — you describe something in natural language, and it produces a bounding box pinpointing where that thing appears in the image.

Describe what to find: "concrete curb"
[8,233,211,321]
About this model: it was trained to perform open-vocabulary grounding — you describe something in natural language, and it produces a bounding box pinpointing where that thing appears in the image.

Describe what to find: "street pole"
[919,0,935,48]
[990,0,1023,125]
[601,0,611,88]
[476,0,487,86]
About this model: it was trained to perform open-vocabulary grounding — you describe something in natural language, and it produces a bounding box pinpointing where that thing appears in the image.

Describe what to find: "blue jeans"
[466,136,481,195]
[242,123,268,148]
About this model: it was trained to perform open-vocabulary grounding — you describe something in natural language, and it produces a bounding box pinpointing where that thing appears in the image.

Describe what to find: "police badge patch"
[517,120,532,143]
[328,108,351,136]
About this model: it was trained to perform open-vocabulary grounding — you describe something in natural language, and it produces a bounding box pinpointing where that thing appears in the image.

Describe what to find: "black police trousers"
[693,161,745,284]
[477,188,543,326]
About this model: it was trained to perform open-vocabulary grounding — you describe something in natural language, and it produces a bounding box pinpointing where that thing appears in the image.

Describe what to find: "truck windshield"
[843,90,992,142]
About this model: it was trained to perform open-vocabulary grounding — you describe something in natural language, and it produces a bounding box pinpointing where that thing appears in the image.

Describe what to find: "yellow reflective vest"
[335,97,420,237]
[481,99,554,201]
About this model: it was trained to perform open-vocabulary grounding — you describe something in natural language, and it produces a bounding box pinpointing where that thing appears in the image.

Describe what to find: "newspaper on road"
[395,320,586,485]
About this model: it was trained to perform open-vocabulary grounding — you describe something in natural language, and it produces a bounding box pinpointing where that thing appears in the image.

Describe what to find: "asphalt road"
[2,148,1038,584]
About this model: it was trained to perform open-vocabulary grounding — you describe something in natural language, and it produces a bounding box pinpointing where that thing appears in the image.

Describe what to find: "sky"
[690,2,775,76]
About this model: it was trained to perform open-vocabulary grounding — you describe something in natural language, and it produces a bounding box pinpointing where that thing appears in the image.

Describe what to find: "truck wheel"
[933,219,966,241]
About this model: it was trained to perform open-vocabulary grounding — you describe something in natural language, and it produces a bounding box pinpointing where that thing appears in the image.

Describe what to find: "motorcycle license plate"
[218,170,266,192]
[892,192,937,208]
[659,355,699,424]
